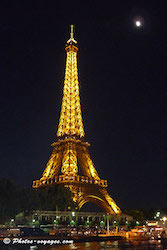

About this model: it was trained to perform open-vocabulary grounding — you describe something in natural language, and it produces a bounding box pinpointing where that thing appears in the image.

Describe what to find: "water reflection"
[36,240,164,250]
[1,240,164,250]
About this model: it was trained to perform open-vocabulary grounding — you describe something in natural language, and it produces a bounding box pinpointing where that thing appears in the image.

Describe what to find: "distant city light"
[154,211,161,219]
[162,217,167,222]
[72,212,75,216]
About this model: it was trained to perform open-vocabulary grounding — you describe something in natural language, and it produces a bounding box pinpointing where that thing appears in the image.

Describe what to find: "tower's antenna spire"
[70,24,74,39]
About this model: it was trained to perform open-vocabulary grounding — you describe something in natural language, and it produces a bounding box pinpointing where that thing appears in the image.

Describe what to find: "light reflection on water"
[38,241,120,250]
[36,240,163,250]
[1,240,165,250]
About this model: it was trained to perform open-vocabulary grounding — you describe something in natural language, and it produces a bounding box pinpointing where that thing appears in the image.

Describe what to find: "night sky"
[1,1,167,210]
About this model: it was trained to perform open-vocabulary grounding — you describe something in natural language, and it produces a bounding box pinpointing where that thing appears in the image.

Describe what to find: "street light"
[136,221,140,226]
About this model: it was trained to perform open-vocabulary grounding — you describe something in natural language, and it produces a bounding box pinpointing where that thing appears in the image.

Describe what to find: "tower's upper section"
[57,25,85,138]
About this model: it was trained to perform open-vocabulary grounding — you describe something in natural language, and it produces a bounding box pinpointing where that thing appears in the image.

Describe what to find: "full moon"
[135,20,141,27]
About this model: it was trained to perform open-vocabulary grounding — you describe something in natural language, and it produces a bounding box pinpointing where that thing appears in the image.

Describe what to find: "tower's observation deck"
[33,25,121,215]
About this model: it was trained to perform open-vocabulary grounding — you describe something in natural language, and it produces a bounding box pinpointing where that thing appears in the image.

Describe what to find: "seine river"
[1,240,165,250]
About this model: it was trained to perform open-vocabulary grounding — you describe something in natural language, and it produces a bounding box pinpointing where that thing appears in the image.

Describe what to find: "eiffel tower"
[33,25,121,215]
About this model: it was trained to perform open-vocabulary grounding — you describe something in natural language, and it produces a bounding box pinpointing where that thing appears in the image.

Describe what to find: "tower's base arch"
[78,195,113,214]
[67,181,121,215]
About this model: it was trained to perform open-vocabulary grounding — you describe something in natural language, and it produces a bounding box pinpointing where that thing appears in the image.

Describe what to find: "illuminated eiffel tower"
[33,25,121,215]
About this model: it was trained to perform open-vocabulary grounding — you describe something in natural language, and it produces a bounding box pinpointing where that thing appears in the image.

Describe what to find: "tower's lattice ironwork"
[33,25,121,215]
